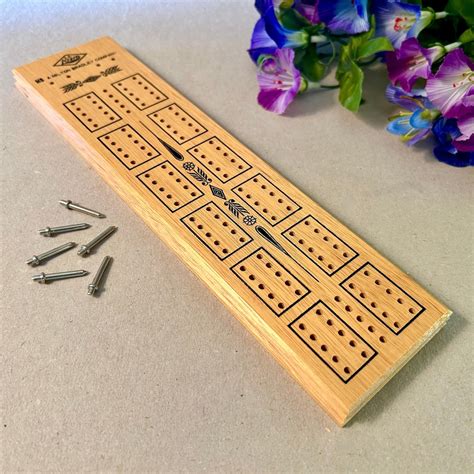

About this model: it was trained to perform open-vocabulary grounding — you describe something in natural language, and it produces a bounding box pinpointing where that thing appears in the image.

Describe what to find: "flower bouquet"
[249,0,474,167]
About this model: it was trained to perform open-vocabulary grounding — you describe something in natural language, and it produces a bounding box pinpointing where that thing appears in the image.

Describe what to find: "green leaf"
[336,46,364,112]
[357,37,393,59]
[338,60,364,112]
[296,46,327,82]
[459,27,474,44]
[278,7,310,30]
[446,0,474,25]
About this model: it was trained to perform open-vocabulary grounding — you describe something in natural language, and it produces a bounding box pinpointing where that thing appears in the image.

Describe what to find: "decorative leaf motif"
[62,82,80,93]
[102,66,122,77]
[189,167,211,185]
[225,199,249,217]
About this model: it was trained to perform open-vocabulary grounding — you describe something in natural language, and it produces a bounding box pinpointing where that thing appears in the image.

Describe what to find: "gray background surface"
[1,1,472,472]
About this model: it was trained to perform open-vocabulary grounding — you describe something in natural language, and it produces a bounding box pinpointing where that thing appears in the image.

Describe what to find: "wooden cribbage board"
[13,37,451,426]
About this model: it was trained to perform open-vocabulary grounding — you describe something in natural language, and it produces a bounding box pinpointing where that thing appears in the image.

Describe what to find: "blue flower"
[432,118,474,167]
[262,4,309,48]
[386,85,437,145]
[318,0,369,35]
[373,0,433,48]
[248,17,278,62]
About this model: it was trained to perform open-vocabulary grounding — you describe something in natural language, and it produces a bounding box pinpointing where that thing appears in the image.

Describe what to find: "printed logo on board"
[54,53,87,67]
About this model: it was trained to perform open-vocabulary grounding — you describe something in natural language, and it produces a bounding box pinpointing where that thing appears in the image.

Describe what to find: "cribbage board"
[13,37,451,426]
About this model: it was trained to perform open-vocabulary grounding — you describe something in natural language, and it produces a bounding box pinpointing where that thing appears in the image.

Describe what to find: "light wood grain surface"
[13,36,451,426]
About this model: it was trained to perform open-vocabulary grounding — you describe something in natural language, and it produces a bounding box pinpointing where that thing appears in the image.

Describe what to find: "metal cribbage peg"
[38,223,90,237]
[59,200,106,219]
[78,226,117,257]
[26,241,76,266]
[32,270,89,283]
[88,256,112,296]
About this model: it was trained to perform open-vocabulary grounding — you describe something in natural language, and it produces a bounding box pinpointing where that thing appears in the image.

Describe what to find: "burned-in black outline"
[289,300,378,383]
[231,173,302,227]
[111,73,168,111]
[63,92,121,132]
[147,103,207,145]
[136,160,203,213]
[339,262,426,335]
[181,201,253,261]
[98,124,160,170]
[231,247,310,317]
[186,136,252,183]
[282,214,359,276]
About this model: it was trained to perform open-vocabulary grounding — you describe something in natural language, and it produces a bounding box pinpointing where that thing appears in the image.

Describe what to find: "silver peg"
[32,270,89,283]
[88,256,112,296]
[26,241,76,266]
[78,226,117,257]
[59,200,106,219]
[38,223,91,237]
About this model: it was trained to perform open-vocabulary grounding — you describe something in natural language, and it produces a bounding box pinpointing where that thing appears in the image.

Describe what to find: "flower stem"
[434,11,448,19]
[445,41,461,52]
[320,84,340,89]
[310,35,328,44]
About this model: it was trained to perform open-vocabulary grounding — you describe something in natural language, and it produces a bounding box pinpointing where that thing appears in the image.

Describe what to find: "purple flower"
[257,48,303,114]
[385,85,437,145]
[456,114,474,152]
[248,18,278,62]
[386,38,443,92]
[426,49,474,120]
[432,117,474,167]
[295,0,319,24]
[318,0,369,35]
[374,1,432,48]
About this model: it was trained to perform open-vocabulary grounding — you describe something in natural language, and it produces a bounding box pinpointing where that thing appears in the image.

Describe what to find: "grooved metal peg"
[38,223,91,237]
[78,226,117,256]
[88,256,112,296]
[59,200,106,218]
[26,241,76,266]
[32,270,89,283]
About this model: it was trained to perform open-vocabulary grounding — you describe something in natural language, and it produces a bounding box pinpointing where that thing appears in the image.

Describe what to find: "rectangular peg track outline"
[136,160,204,212]
[340,262,426,335]
[181,201,253,261]
[289,301,377,383]
[232,173,302,226]
[111,73,168,110]
[147,102,207,145]
[64,92,121,132]
[98,124,160,170]
[13,37,451,426]
[282,215,359,276]
[186,136,252,183]
[231,247,310,317]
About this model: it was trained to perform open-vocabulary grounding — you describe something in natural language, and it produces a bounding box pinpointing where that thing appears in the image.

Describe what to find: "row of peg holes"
[237,181,291,222]
[143,164,198,207]
[103,128,154,166]
[289,225,351,264]
[333,294,387,342]
[70,96,116,128]
[102,89,131,114]
[359,269,418,315]
[238,252,305,310]
[152,106,201,141]
[188,206,247,255]
[117,76,158,107]
[297,321,353,375]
